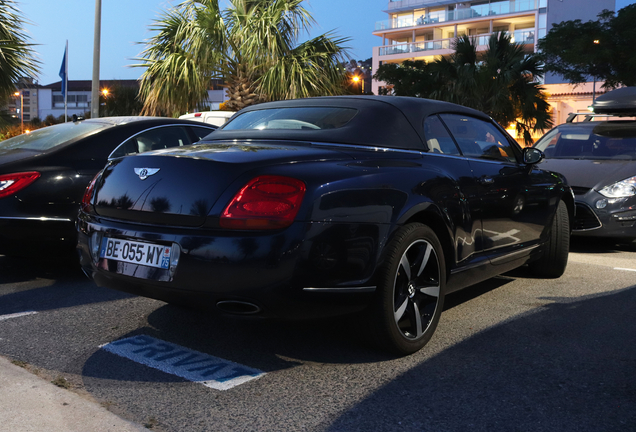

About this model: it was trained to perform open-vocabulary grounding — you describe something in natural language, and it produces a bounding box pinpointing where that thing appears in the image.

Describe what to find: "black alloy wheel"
[371,223,446,355]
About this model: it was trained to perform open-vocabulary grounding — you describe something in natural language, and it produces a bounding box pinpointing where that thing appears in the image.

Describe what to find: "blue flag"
[59,44,67,99]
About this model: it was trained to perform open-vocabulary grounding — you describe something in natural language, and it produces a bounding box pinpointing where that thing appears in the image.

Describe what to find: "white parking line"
[0,311,37,321]
[614,267,636,272]
[100,335,265,390]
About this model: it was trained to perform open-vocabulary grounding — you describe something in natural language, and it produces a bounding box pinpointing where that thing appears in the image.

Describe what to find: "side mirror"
[523,147,544,165]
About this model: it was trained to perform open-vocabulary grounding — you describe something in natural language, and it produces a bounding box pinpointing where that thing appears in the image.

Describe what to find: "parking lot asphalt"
[0,238,634,431]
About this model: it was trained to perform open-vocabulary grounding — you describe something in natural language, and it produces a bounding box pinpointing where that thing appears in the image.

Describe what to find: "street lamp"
[14,91,23,134]
[352,75,364,94]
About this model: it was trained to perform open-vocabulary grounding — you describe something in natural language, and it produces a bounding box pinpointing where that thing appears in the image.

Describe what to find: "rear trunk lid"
[92,140,352,227]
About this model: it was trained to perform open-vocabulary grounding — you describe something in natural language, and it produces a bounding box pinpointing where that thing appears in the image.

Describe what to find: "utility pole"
[91,0,102,118]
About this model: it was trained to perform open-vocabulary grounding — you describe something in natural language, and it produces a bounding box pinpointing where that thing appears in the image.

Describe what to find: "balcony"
[376,0,541,31]
[378,30,535,57]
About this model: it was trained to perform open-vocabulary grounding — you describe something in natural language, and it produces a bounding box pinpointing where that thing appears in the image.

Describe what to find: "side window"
[110,126,193,159]
[190,126,216,141]
[439,114,518,162]
[423,115,460,155]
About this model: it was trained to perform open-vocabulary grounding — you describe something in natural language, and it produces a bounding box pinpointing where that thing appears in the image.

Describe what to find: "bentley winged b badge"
[134,168,160,180]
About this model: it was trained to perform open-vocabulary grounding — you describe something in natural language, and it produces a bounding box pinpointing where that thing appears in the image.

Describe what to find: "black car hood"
[539,158,635,190]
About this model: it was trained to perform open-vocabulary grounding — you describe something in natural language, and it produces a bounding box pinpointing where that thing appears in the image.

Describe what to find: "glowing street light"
[352,75,364,94]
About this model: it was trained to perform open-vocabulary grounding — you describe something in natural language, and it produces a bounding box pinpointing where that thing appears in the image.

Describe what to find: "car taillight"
[81,173,100,213]
[220,175,306,229]
[0,171,40,199]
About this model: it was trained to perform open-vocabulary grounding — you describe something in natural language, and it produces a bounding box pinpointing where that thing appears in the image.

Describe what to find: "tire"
[370,223,446,355]
[529,200,570,278]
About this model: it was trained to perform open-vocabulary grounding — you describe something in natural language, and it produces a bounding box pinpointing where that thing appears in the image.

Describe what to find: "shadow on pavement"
[0,254,135,315]
[324,285,636,432]
[81,275,519,379]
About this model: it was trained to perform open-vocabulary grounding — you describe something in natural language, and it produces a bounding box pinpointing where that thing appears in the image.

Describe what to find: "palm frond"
[0,0,40,101]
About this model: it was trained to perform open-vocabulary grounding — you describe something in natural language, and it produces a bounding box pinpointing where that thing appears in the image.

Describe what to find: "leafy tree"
[100,84,143,117]
[605,5,636,87]
[375,33,552,145]
[537,11,614,87]
[135,0,350,115]
[373,60,436,97]
[538,5,636,88]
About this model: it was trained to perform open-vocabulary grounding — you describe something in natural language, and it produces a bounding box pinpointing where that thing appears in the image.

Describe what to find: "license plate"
[99,238,172,269]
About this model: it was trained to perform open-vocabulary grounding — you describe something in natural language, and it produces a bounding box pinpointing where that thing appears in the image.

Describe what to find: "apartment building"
[372,0,616,126]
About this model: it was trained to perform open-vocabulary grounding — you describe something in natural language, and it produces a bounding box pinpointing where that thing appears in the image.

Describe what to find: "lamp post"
[14,91,23,134]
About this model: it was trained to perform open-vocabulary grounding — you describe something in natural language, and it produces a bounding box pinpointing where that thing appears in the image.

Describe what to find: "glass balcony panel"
[379,38,453,56]
[511,29,535,44]
[376,1,539,31]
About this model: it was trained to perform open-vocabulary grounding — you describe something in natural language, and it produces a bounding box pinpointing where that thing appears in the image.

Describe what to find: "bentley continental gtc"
[77,96,573,354]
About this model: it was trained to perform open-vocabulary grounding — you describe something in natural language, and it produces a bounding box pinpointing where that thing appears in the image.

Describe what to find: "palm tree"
[135,0,350,115]
[0,1,40,123]
[430,33,552,145]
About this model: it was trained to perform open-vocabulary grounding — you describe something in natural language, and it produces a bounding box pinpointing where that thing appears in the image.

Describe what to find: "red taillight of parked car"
[81,173,100,213]
[220,175,306,229]
[0,171,40,199]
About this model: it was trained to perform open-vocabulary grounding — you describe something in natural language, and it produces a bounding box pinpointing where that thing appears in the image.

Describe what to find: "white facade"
[35,82,228,120]
[372,0,616,95]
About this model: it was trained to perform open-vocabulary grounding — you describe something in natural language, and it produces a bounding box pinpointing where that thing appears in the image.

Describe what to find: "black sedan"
[534,100,636,242]
[77,96,573,355]
[0,117,216,256]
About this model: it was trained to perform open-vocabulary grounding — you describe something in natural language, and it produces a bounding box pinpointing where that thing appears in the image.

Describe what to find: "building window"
[22,90,30,97]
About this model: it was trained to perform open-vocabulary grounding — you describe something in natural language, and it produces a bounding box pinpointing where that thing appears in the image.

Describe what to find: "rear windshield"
[222,107,358,131]
[535,121,636,160]
[0,121,108,152]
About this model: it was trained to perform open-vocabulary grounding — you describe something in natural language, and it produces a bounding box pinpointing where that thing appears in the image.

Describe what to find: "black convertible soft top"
[202,96,490,150]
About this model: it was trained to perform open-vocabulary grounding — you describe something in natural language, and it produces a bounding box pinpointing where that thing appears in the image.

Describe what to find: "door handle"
[479,176,494,185]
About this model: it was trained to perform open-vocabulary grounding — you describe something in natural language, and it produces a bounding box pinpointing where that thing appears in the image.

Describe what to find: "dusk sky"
[19,0,635,86]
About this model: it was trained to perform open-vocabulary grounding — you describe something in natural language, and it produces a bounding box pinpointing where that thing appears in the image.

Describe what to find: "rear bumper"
[77,213,381,319]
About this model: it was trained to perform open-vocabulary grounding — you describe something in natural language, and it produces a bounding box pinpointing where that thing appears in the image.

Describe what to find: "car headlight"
[598,176,636,198]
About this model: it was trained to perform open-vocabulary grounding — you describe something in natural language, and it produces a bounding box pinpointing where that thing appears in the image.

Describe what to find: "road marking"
[100,335,264,390]
[0,311,37,321]
[614,267,636,272]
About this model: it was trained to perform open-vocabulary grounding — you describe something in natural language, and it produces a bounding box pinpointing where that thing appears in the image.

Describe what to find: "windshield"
[535,121,636,160]
[0,121,109,153]
[222,107,358,131]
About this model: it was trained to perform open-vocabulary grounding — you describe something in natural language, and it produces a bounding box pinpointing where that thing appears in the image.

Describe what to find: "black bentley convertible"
[77,96,573,354]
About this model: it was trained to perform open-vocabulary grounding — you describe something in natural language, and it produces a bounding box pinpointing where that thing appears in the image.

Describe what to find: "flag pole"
[64,40,68,122]
[91,0,102,119]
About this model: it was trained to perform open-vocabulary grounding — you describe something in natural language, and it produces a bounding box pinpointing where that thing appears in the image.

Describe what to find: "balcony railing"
[378,30,535,57]
[376,0,540,31]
